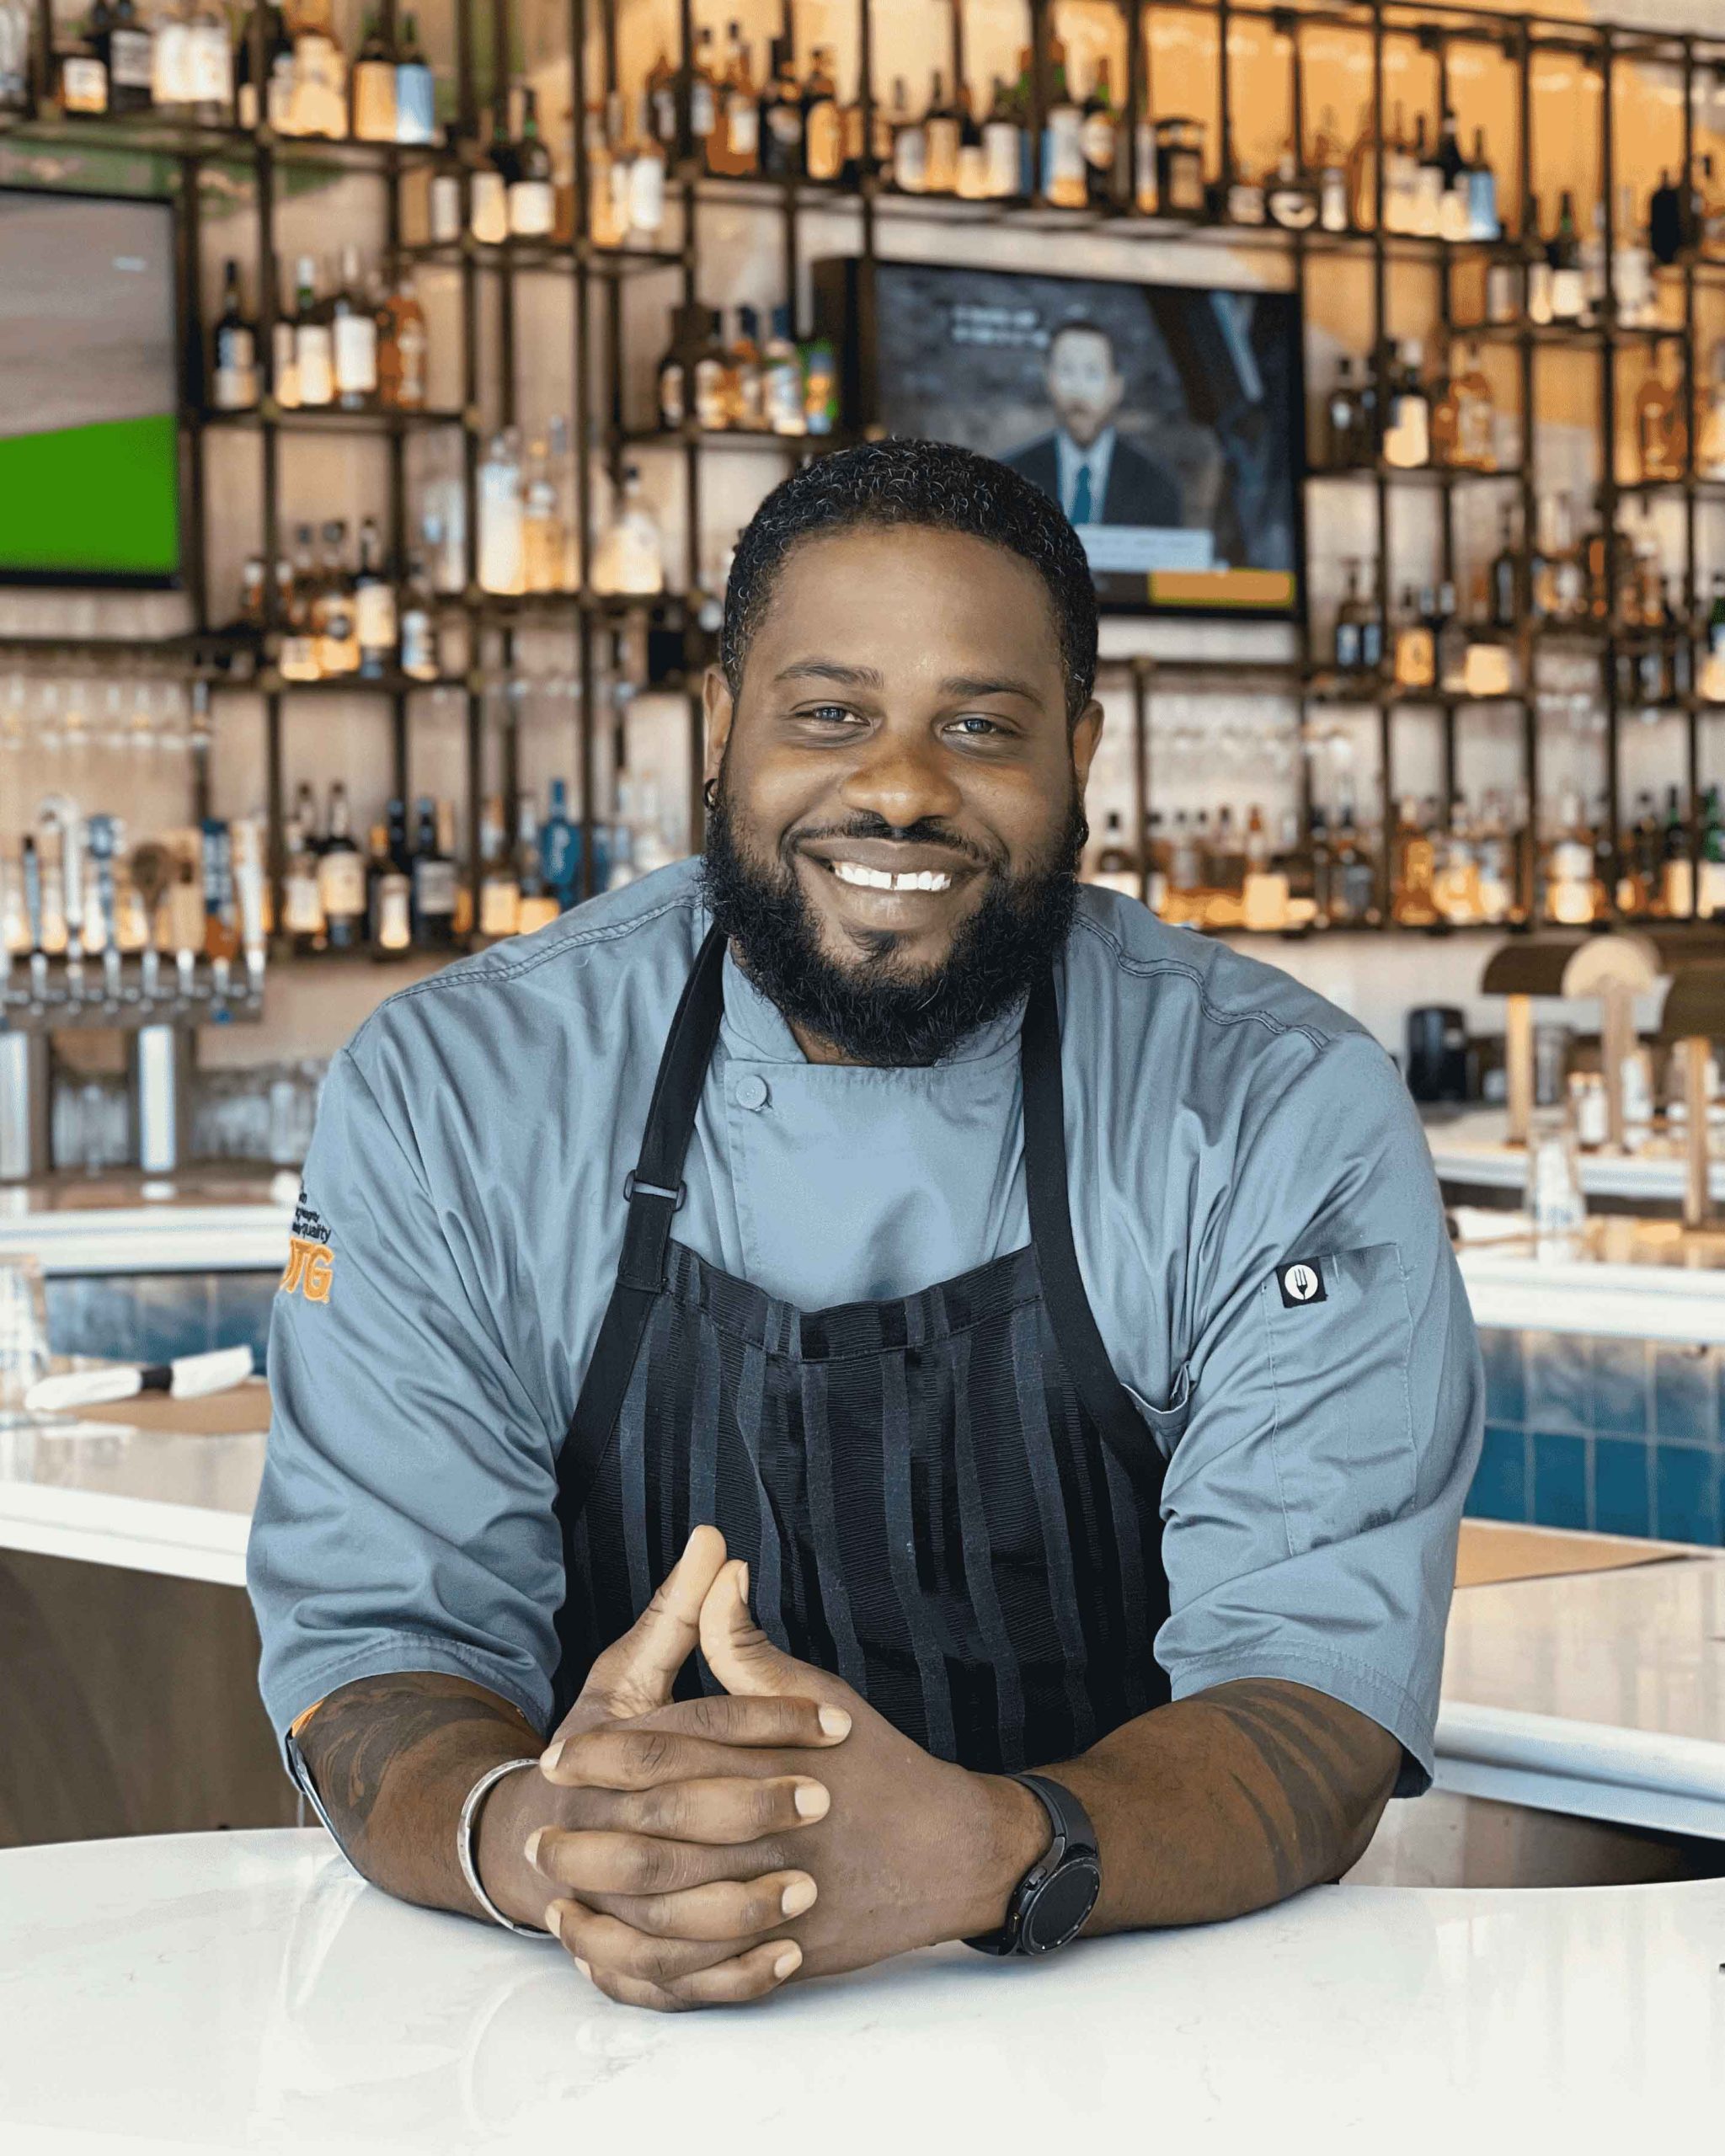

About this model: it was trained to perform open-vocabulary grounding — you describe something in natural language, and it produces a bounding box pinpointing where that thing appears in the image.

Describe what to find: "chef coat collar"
[715,932,1031,1069]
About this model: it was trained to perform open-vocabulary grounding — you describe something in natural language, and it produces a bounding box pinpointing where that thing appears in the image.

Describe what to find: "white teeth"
[830,860,953,894]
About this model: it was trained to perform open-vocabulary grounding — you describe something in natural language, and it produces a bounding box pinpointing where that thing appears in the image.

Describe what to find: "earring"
[702,778,718,810]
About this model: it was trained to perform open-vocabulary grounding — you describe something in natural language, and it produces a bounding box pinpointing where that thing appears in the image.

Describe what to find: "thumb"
[570,1524,728,1726]
[699,1557,843,1705]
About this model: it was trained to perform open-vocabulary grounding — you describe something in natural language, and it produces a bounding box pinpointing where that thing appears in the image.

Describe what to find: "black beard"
[700,787,1087,1067]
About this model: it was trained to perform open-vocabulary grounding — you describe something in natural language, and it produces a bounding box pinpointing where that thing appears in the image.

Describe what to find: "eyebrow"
[774,659,1044,703]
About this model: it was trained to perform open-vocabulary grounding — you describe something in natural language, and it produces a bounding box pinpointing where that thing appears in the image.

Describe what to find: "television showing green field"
[0,189,180,584]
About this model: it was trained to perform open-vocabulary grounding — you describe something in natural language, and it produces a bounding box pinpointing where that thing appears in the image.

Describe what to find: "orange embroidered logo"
[280,1235,334,1304]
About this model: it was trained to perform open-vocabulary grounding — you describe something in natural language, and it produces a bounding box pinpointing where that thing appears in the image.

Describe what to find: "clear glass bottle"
[477,427,526,595]
[591,464,664,595]
[393,9,435,143]
[330,243,378,411]
[350,10,395,141]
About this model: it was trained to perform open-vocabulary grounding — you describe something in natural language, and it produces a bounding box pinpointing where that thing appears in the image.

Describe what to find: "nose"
[836,723,964,833]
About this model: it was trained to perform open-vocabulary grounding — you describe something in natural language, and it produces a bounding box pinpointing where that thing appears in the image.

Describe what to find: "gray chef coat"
[248,856,1482,1795]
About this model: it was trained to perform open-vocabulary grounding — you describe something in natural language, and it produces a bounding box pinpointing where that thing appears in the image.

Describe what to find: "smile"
[829,861,955,894]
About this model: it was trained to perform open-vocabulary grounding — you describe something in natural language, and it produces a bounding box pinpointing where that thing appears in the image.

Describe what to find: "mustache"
[782,818,1002,873]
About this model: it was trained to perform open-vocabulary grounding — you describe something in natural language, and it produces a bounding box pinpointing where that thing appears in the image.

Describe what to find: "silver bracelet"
[457,1756,554,1938]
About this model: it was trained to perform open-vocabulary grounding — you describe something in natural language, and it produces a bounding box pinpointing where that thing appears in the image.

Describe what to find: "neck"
[788,1020,856,1065]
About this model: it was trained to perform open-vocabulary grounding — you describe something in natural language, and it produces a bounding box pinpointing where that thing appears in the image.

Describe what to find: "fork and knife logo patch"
[1276,1259,1327,1310]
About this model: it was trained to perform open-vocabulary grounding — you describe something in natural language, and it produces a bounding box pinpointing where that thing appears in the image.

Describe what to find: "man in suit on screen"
[1003,318,1181,530]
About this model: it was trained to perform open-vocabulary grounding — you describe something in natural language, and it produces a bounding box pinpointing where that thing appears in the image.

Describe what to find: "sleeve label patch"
[1276,1259,1327,1309]
[280,1189,334,1303]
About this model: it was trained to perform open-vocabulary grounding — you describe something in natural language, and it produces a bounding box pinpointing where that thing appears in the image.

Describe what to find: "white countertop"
[1429,1104,1725,1202]
[1,1828,1719,2151]
[0,1170,295,1275]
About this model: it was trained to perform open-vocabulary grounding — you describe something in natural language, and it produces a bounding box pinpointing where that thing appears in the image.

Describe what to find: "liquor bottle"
[1434,579,1466,692]
[889,78,925,193]
[1451,340,1495,470]
[973,75,1017,204]
[1392,584,1436,690]
[1224,131,1265,228]
[1579,202,1609,328]
[313,520,359,675]
[1703,573,1725,704]
[1700,787,1725,918]
[292,255,334,407]
[1265,141,1317,231]
[1087,810,1139,897]
[1330,797,1379,926]
[1333,559,1381,674]
[148,0,189,115]
[1435,109,1469,243]
[731,304,766,430]
[237,0,293,130]
[803,45,841,184]
[477,795,521,941]
[393,10,434,143]
[59,13,109,113]
[1543,792,1595,926]
[377,270,426,410]
[211,260,259,411]
[1549,192,1585,323]
[282,790,325,954]
[103,0,152,111]
[692,306,728,430]
[286,0,346,140]
[353,517,396,678]
[1466,127,1499,242]
[541,779,580,910]
[403,798,456,949]
[622,89,665,234]
[591,464,664,595]
[1381,341,1430,470]
[521,431,563,591]
[713,24,759,178]
[1491,504,1522,628]
[1042,45,1084,209]
[1410,113,1443,237]
[1380,103,1413,234]
[753,38,795,179]
[330,243,378,411]
[1637,349,1686,483]
[279,525,318,679]
[954,78,986,200]
[310,782,363,953]
[761,306,804,435]
[350,11,394,141]
[363,821,409,956]
[1391,798,1439,927]
[477,427,525,595]
[1314,108,1348,233]
[1327,355,1361,467]
[1081,58,1117,209]
[1700,339,1725,481]
[1524,194,1554,325]
[510,795,558,932]
[509,86,555,236]
[922,72,960,196]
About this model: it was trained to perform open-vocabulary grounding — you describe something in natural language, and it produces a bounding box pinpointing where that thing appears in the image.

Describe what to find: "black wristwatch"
[963,1773,1101,1958]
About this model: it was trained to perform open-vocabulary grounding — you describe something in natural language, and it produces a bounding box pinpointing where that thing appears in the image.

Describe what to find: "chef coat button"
[734,1073,770,1111]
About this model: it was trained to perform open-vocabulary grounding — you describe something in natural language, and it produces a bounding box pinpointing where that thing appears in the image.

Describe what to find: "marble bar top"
[1,1829,1720,2150]
[1429,1105,1725,1202]
[0,1168,296,1275]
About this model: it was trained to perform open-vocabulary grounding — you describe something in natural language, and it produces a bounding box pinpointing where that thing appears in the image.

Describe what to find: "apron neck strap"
[616,921,727,1293]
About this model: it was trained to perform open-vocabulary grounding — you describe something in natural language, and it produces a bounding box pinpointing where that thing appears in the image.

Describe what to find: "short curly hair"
[718,438,1099,725]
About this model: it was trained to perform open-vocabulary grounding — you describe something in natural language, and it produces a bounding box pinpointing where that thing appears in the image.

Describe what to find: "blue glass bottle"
[540,779,580,910]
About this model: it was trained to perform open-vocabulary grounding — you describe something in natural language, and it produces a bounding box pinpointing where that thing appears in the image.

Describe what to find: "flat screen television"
[813,258,1306,620]
[0,188,181,586]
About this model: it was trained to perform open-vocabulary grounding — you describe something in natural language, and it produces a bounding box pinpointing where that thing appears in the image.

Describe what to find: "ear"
[702,664,734,801]
[1071,700,1105,796]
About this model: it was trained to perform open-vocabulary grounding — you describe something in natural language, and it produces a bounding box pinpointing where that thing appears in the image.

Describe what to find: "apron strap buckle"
[623,1171,686,1210]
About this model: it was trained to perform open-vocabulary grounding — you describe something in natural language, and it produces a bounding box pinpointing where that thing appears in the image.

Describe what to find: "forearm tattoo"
[1208,1679,1399,1897]
[298,1673,534,1842]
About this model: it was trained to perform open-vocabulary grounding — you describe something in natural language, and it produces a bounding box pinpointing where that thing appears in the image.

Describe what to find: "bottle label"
[353,66,397,142]
[187,23,232,104]
[693,355,727,431]
[806,102,841,182]
[334,315,377,396]
[509,178,555,237]
[284,870,323,933]
[152,21,190,105]
[983,121,1019,198]
[894,130,926,192]
[430,173,463,243]
[414,859,458,915]
[690,82,716,136]
[629,153,665,232]
[479,876,521,938]
[355,581,397,656]
[652,85,677,143]
[214,344,257,410]
[110,28,152,90]
[768,103,802,147]
[395,62,436,145]
[764,357,803,432]
[376,877,412,948]
[1043,111,1084,190]
[400,608,436,678]
[296,323,334,406]
[726,97,759,158]
[660,359,686,427]
[62,56,107,112]
[469,169,508,244]
[317,851,366,917]
[1080,114,1116,171]
[925,117,959,189]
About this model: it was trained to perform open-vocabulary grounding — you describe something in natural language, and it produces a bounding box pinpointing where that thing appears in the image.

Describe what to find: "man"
[249,440,1482,2014]
[1002,318,1181,528]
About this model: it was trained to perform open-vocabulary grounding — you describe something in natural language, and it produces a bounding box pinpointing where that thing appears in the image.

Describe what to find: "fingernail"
[793,1781,830,1819]
[781,1876,818,1918]
[540,1740,564,1774]
[738,1561,749,1604]
[817,1705,852,1738]
[574,1957,592,1981]
[546,1904,564,1944]
[524,1827,545,1869]
[773,1945,802,1980]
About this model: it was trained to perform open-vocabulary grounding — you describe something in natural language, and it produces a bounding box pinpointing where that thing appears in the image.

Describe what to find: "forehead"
[1049,330,1114,369]
[748,524,1067,689]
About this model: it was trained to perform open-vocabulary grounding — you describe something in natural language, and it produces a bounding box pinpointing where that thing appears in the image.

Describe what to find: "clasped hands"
[476,1525,1044,2011]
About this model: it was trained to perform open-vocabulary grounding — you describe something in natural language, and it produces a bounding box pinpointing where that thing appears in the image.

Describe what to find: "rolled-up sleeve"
[1156,1030,1482,1795]
[247,1041,562,1758]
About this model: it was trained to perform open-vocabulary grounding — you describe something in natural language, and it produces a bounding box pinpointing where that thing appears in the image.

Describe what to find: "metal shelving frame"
[4,0,1725,938]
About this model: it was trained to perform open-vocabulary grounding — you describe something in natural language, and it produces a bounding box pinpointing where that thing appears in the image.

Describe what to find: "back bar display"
[0,189,180,586]
[814,257,1305,619]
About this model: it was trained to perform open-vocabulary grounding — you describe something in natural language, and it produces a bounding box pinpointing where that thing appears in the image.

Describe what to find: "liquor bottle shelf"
[0,109,437,171]
[398,238,686,278]
[1306,463,1526,488]
[618,426,833,456]
[193,405,467,435]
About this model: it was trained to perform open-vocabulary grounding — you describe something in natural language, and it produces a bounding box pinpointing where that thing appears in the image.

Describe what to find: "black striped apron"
[551,925,1178,1774]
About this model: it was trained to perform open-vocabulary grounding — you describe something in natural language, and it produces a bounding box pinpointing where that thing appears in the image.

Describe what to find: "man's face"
[702,525,1103,1063]
[1045,329,1124,450]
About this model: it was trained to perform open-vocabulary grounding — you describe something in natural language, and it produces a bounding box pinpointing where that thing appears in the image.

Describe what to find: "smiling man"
[248,440,1482,2012]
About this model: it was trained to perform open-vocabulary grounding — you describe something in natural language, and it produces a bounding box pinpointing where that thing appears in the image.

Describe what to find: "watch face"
[1023,1857,1101,1954]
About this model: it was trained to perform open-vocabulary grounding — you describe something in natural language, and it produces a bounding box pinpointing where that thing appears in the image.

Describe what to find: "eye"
[948,714,1008,738]
[800,702,858,725]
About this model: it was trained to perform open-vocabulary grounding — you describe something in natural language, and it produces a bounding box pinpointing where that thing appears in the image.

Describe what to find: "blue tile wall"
[45,1271,278,1373]
[1465,1329,1725,1547]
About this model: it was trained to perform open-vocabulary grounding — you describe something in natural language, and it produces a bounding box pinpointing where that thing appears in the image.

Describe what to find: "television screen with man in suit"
[814,259,1304,619]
